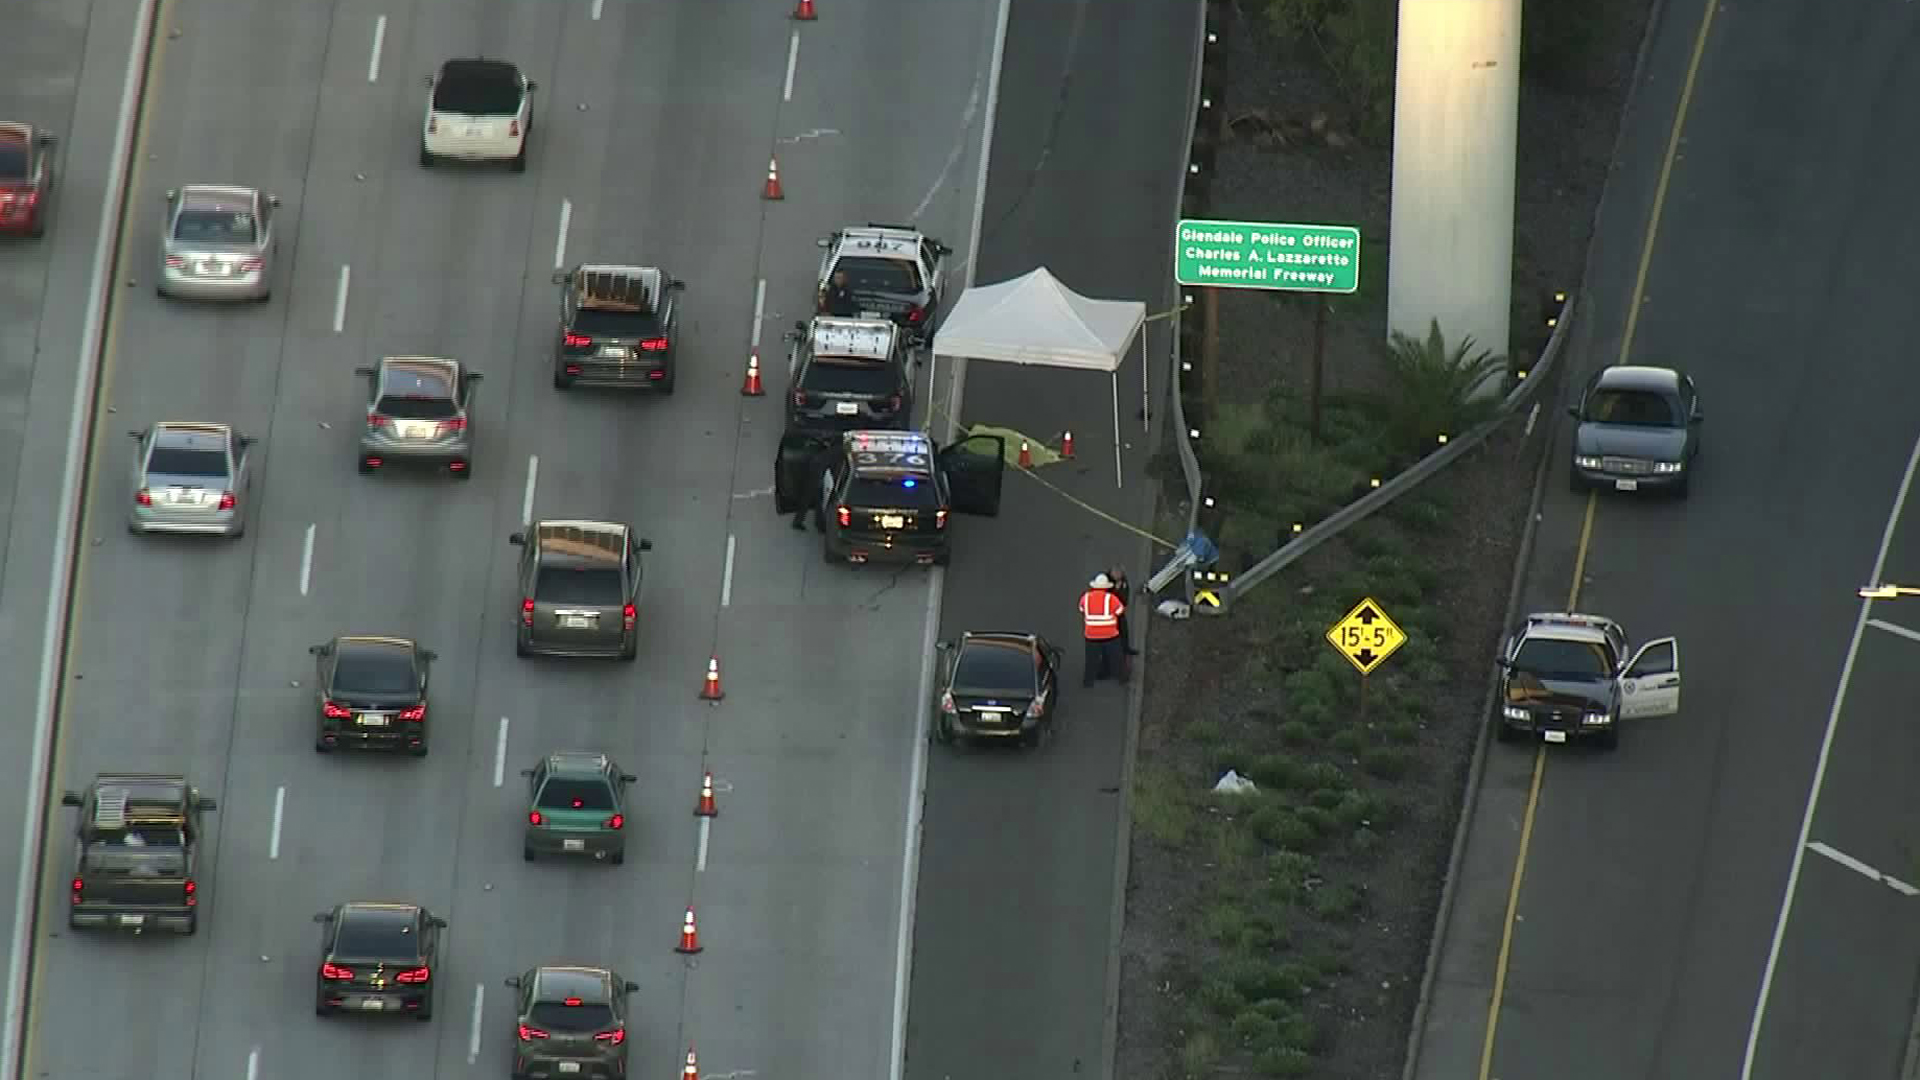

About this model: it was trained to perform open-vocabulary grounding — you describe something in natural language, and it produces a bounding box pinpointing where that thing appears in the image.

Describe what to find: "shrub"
[1180,1029,1222,1075]
[1225,957,1310,1001]
[1308,883,1363,920]
[1197,974,1244,1017]
[1212,818,1264,872]
[1283,668,1341,728]
[1277,719,1317,747]
[1231,1009,1283,1049]
[1266,851,1315,902]
[1132,766,1196,845]
[1384,719,1421,745]
[1248,753,1300,790]
[1329,728,1365,755]
[1255,1046,1314,1078]
[1375,320,1508,458]
[1201,902,1250,946]
[1330,789,1377,830]
[1360,745,1418,779]
[1185,719,1226,746]
[1250,805,1319,851]
[1296,805,1336,839]
[1309,787,1346,811]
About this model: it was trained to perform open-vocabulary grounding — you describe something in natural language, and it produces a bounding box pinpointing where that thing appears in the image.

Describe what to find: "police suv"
[776,429,1006,566]
[785,316,914,432]
[816,224,950,345]
[1494,612,1681,749]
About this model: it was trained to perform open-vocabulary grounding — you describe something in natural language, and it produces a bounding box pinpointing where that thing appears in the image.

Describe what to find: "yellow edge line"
[22,0,173,1072]
[1475,0,1722,1076]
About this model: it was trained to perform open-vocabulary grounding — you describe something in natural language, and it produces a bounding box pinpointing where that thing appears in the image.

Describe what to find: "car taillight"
[521,598,535,626]
[323,701,353,719]
[239,258,263,272]
[605,814,624,830]
[906,306,925,323]
[427,116,438,134]
[622,602,636,631]
[135,489,152,506]
[792,390,808,407]
[321,962,354,980]
[438,417,467,434]
[936,509,948,529]
[595,1029,626,1045]
[939,691,955,714]
[509,119,520,137]
[394,966,430,984]
[518,1025,547,1041]
[217,491,236,511]
[20,192,37,209]
[564,332,592,347]
[366,413,389,428]
[184,879,197,906]
[640,337,669,352]
[528,811,543,826]
[70,878,82,904]
[164,255,185,268]
[837,506,850,528]
[399,705,425,721]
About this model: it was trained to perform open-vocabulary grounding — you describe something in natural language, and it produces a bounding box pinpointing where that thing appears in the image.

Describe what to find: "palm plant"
[1374,320,1506,458]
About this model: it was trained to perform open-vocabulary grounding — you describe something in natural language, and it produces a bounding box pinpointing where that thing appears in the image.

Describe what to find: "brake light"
[564,332,592,347]
[595,1029,627,1045]
[438,417,467,434]
[906,306,925,323]
[640,337,669,352]
[398,704,425,722]
[394,966,430,984]
[164,255,185,268]
[622,602,636,631]
[518,1025,548,1041]
[19,192,37,209]
[184,879,197,906]
[528,811,543,826]
[939,691,955,714]
[366,413,389,428]
[217,491,236,511]
[70,878,82,904]
[323,701,352,719]
[427,116,438,134]
[792,390,808,407]
[605,814,624,830]
[239,258,263,272]
[509,119,520,138]
[135,489,152,507]
[321,962,353,980]
[837,506,850,528]
[563,997,583,1006]
[936,509,948,529]
[522,598,535,626]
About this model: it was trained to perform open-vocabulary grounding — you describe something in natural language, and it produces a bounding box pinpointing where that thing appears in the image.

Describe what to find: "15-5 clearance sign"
[1174,218,1360,294]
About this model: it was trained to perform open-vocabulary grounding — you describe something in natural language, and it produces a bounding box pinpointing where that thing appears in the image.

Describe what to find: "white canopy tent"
[929,267,1148,488]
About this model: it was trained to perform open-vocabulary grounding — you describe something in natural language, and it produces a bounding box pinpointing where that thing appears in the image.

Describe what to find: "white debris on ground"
[1156,599,1191,620]
[1212,769,1258,796]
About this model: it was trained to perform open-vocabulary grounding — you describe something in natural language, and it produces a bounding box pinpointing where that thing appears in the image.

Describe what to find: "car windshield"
[173,208,256,244]
[835,256,921,294]
[570,309,664,339]
[0,143,27,180]
[528,1000,614,1032]
[1512,637,1614,679]
[1584,388,1677,427]
[535,777,614,811]
[334,913,418,958]
[845,475,940,510]
[147,447,228,479]
[334,650,416,694]
[536,565,624,605]
[952,641,1037,694]
[84,828,187,876]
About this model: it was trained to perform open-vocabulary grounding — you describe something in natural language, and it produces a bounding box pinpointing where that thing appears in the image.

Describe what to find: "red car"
[0,122,56,239]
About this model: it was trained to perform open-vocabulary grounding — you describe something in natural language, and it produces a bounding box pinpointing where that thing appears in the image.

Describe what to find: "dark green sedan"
[521,752,635,865]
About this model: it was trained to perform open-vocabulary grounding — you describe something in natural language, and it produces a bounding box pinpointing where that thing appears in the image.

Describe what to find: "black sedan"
[931,631,1063,747]
[1567,365,1703,497]
[309,636,436,756]
[313,901,444,1020]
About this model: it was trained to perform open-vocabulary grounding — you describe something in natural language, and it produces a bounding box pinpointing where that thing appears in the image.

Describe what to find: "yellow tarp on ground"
[966,423,1061,468]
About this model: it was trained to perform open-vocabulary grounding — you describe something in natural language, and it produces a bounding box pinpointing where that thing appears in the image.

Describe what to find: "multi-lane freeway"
[1415,1,1920,1077]
[10,0,1009,1077]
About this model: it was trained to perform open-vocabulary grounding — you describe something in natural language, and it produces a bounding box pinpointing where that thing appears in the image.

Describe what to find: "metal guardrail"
[1164,0,1211,603]
[1222,291,1578,602]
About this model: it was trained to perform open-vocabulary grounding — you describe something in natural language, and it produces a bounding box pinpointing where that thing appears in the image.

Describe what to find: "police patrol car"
[816,224,950,344]
[776,429,1006,566]
[785,316,914,432]
[1494,612,1682,749]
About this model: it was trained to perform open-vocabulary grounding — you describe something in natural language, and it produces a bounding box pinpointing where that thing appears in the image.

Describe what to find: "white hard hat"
[1090,573,1113,589]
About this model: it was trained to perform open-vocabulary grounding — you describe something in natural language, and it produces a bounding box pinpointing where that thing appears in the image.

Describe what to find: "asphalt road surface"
[1414,2,1920,1077]
[18,1,1000,1078]
[903,1,1197,1077]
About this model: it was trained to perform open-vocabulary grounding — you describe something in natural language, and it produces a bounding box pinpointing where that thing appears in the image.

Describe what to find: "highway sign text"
[1325,597,1406,676]
[1175,218,1360,293]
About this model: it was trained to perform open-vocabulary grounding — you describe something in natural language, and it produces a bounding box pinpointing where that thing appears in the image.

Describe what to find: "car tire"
[228,523,245,539]
[657,372,675,395]
[1567,469,1585,494]
[414,998,433,1021]
[256,290,271,304]
[1672,474,1691,499]
[522,845,535,863]
[126,521,140,535]
[183,914,198,936]
[154,285,167,298]
[932,714,953,744]
[315,997,331,1017]
[515,639,531,658]
[510,146,528,173]
[610,849,625,866]
[552,370,572,390]
[358,458,375,474]
[419,145,435,168]
[1494,718,1521,744]
[409,743,429,758]
[1595,728,1619,751]
[619,638,637,663]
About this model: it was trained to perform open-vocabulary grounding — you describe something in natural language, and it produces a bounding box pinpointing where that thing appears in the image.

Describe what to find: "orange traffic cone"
[741,351,764,396]
[700,657,725,701]
[762,158,784,200]
[792,0,817,19]
[695,772,718,818]
[676,907,703,954]
[682,1047,700,1080]
[1017,440,1032,468]
[1060,430,1075,459]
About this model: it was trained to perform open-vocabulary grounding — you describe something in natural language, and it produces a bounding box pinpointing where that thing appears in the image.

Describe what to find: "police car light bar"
[812,321,894,360]
[1527,612,1614,630]
[847,431,933,457]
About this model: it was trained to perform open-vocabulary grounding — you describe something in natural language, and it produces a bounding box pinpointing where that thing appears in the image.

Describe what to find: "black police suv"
[932,631,1065,747]
[310,635,436,755]
[775,429,1005,566]
[62,773,216,935]
[314,901,445,1019]
[551,264,685,392]
[784,316,913,432]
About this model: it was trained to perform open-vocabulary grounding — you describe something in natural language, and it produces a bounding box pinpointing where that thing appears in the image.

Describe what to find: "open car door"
[774,432,830,514]
[938,433,1006,517]
[1619,637,1680,718]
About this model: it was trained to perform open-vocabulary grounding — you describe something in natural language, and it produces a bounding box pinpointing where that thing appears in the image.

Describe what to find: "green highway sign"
[1174,218,1360,293]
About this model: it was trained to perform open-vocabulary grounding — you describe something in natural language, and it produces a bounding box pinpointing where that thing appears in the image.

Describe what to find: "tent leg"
[1140,328,1149,434]
[924,350,939,435]
[1111,370,1123,490]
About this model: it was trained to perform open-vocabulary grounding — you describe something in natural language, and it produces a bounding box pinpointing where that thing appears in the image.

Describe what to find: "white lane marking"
[332,266,350,333]
[782,29,800,102]
[907,63,984,223]
[696,817,711,872]
[1742,430,1920,1078]
[493,718,509,787]
[467,984,485,1063]
[552,200,572,271]
[731,485,774,501]
[1866,617,1920,645]
[299,523,315,597]
[521,456,539,527]
[269,787,285,860]
[751,278,767,350]
[591,0,604,19]
[1807,841,1920,897]
[10,6,158,1074]
[246,1048,259,1080]
[720,535,736,608]
[367,16,387,83]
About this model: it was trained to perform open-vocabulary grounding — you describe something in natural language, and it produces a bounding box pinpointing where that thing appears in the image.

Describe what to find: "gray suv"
[126,422,253,538]
[511,520,651,660]
[354,356,483,478]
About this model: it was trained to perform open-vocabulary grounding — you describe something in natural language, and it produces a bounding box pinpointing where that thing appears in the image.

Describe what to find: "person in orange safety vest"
[1080,573,1128,687]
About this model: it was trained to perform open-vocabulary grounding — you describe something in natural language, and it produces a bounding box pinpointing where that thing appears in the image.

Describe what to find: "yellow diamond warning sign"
[1325,597,1406,676]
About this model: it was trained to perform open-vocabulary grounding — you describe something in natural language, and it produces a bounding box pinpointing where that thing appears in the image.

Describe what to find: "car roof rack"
[92,787,129,829]
[575,266,660,314]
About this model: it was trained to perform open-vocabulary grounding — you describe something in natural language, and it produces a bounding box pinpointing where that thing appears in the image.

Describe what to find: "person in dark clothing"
[791,443,838,532]
[1106,565,1139,657]
[819,270,859,317]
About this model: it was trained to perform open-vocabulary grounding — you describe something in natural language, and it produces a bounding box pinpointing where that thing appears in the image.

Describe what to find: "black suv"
[314,901,445,1019]
[784,316,913,432]
[310,635,437,755]
[932,632,1064,747]
[512,520,651,660]
[507,965,638,1080]
[775,429,1006,566]
[61,774,217,935]
[551,264,685,392]
[815,224,949,344]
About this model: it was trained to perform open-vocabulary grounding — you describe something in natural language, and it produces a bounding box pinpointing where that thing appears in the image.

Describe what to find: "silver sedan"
[126,422,253,538]
[156,184,278,302]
